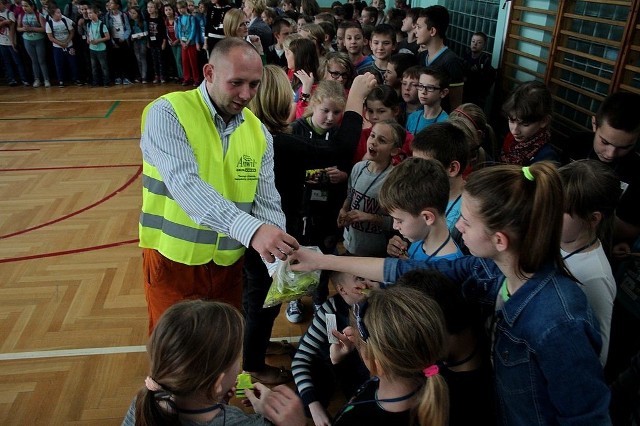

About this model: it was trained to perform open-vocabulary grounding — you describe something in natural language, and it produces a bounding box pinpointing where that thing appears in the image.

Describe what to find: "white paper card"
[326,313,338,344]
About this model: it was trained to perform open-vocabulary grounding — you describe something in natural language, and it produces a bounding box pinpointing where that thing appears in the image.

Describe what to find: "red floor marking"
[0,164,139,172]
[0,239,140,263]
[0,166,142,239]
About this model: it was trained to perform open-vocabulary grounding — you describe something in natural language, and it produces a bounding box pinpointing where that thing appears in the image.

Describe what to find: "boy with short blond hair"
[380,157,464,262]
[406,67,449,135]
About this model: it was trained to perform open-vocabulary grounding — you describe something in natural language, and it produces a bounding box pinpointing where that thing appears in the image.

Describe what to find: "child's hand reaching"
[246,383,306,426]
[294,69,314,95]
[289,246,327,272]
[329,326,357,364]
[387,235,409,259]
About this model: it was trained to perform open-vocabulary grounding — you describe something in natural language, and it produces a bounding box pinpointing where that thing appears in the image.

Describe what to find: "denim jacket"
[384,256,611,425]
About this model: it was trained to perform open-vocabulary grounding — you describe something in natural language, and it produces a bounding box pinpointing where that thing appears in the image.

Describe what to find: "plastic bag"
[263,246,322,308]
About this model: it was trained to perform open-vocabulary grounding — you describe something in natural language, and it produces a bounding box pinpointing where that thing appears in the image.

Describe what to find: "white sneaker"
[44,80,51,88]
[285,300,303,323]
[33,79,41,88]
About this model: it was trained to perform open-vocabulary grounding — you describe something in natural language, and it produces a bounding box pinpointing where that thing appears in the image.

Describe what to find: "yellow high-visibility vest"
[139,89,266,265]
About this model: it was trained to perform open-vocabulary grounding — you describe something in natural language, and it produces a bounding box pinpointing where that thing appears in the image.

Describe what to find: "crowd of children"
[5,0,637,424]
[1,0,244,86]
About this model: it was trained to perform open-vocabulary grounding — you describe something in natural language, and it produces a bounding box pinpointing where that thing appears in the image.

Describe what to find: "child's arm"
[121,12,131,40]
[187,15,196,44]
[291,302,334,407]
[294,70,314,119]
[290,249,386,282]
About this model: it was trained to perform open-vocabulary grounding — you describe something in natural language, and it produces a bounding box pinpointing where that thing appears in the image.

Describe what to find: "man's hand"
[250,224,299,262]
[246,383,306,426]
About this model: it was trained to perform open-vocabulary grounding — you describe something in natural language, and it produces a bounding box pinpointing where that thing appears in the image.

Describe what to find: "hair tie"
[522,166,535,181]
[453,108,479,131]
[145,376,163,392]
[423,364,439,378]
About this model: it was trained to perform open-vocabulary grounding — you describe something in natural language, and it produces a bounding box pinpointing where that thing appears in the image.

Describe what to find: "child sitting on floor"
[292,272,377,426]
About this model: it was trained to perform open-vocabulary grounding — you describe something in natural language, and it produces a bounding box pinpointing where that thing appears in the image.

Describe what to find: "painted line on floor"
[0,337,302,360]
[0,101,120,121]
[0,137,139,143]
[0,346,147,360]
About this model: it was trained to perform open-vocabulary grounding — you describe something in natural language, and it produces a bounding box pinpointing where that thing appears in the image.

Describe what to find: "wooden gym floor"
[0,84,316,425]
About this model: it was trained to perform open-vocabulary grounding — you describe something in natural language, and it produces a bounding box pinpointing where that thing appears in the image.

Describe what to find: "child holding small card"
[292,272,377,426]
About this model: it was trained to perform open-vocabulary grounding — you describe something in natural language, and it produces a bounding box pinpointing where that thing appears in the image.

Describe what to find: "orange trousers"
[143,248,244,334]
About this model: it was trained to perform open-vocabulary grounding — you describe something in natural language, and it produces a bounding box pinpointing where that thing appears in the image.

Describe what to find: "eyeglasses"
[239,21,250,27]
[328,70,350,80]
[353,299,370,342]
[417,84,441,93]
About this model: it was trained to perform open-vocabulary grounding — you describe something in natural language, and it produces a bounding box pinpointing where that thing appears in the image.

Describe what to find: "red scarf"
[500,128,551,165]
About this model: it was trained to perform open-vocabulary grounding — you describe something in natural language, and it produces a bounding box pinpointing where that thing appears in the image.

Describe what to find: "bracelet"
[299,92,310,102]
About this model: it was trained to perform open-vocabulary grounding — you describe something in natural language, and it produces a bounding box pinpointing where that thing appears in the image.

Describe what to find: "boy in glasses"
[292,272,377,426]
[405,67,449,135]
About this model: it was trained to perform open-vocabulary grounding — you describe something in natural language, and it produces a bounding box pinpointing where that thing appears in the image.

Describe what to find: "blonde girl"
[332,285,449,426]
[338,119,405,257]
[222,8,247,38]
[122,299,306,426]
[291,79,346,139]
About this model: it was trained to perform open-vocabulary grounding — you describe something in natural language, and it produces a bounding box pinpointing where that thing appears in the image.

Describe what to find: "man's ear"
[440,87,449,98]
[203,63,214,82]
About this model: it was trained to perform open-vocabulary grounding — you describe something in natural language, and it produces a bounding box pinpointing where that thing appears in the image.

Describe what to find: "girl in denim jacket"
[291,161,612,425]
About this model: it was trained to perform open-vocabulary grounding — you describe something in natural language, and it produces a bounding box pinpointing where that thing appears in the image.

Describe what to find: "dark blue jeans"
[52,47,78,83]
[0,44,28,83]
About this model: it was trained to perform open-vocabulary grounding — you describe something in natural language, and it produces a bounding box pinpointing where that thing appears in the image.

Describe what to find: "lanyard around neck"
[562,237,598,260]
[352,161,391,208]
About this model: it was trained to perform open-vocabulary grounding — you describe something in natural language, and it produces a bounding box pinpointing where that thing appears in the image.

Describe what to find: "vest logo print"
[235,155,258,181]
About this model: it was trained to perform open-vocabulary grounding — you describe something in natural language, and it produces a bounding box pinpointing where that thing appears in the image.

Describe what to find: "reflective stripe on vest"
[139,88,266,266]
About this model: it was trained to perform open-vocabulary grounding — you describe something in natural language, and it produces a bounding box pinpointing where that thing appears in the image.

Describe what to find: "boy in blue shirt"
[380,157,464,262]
[405,67,449,135]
